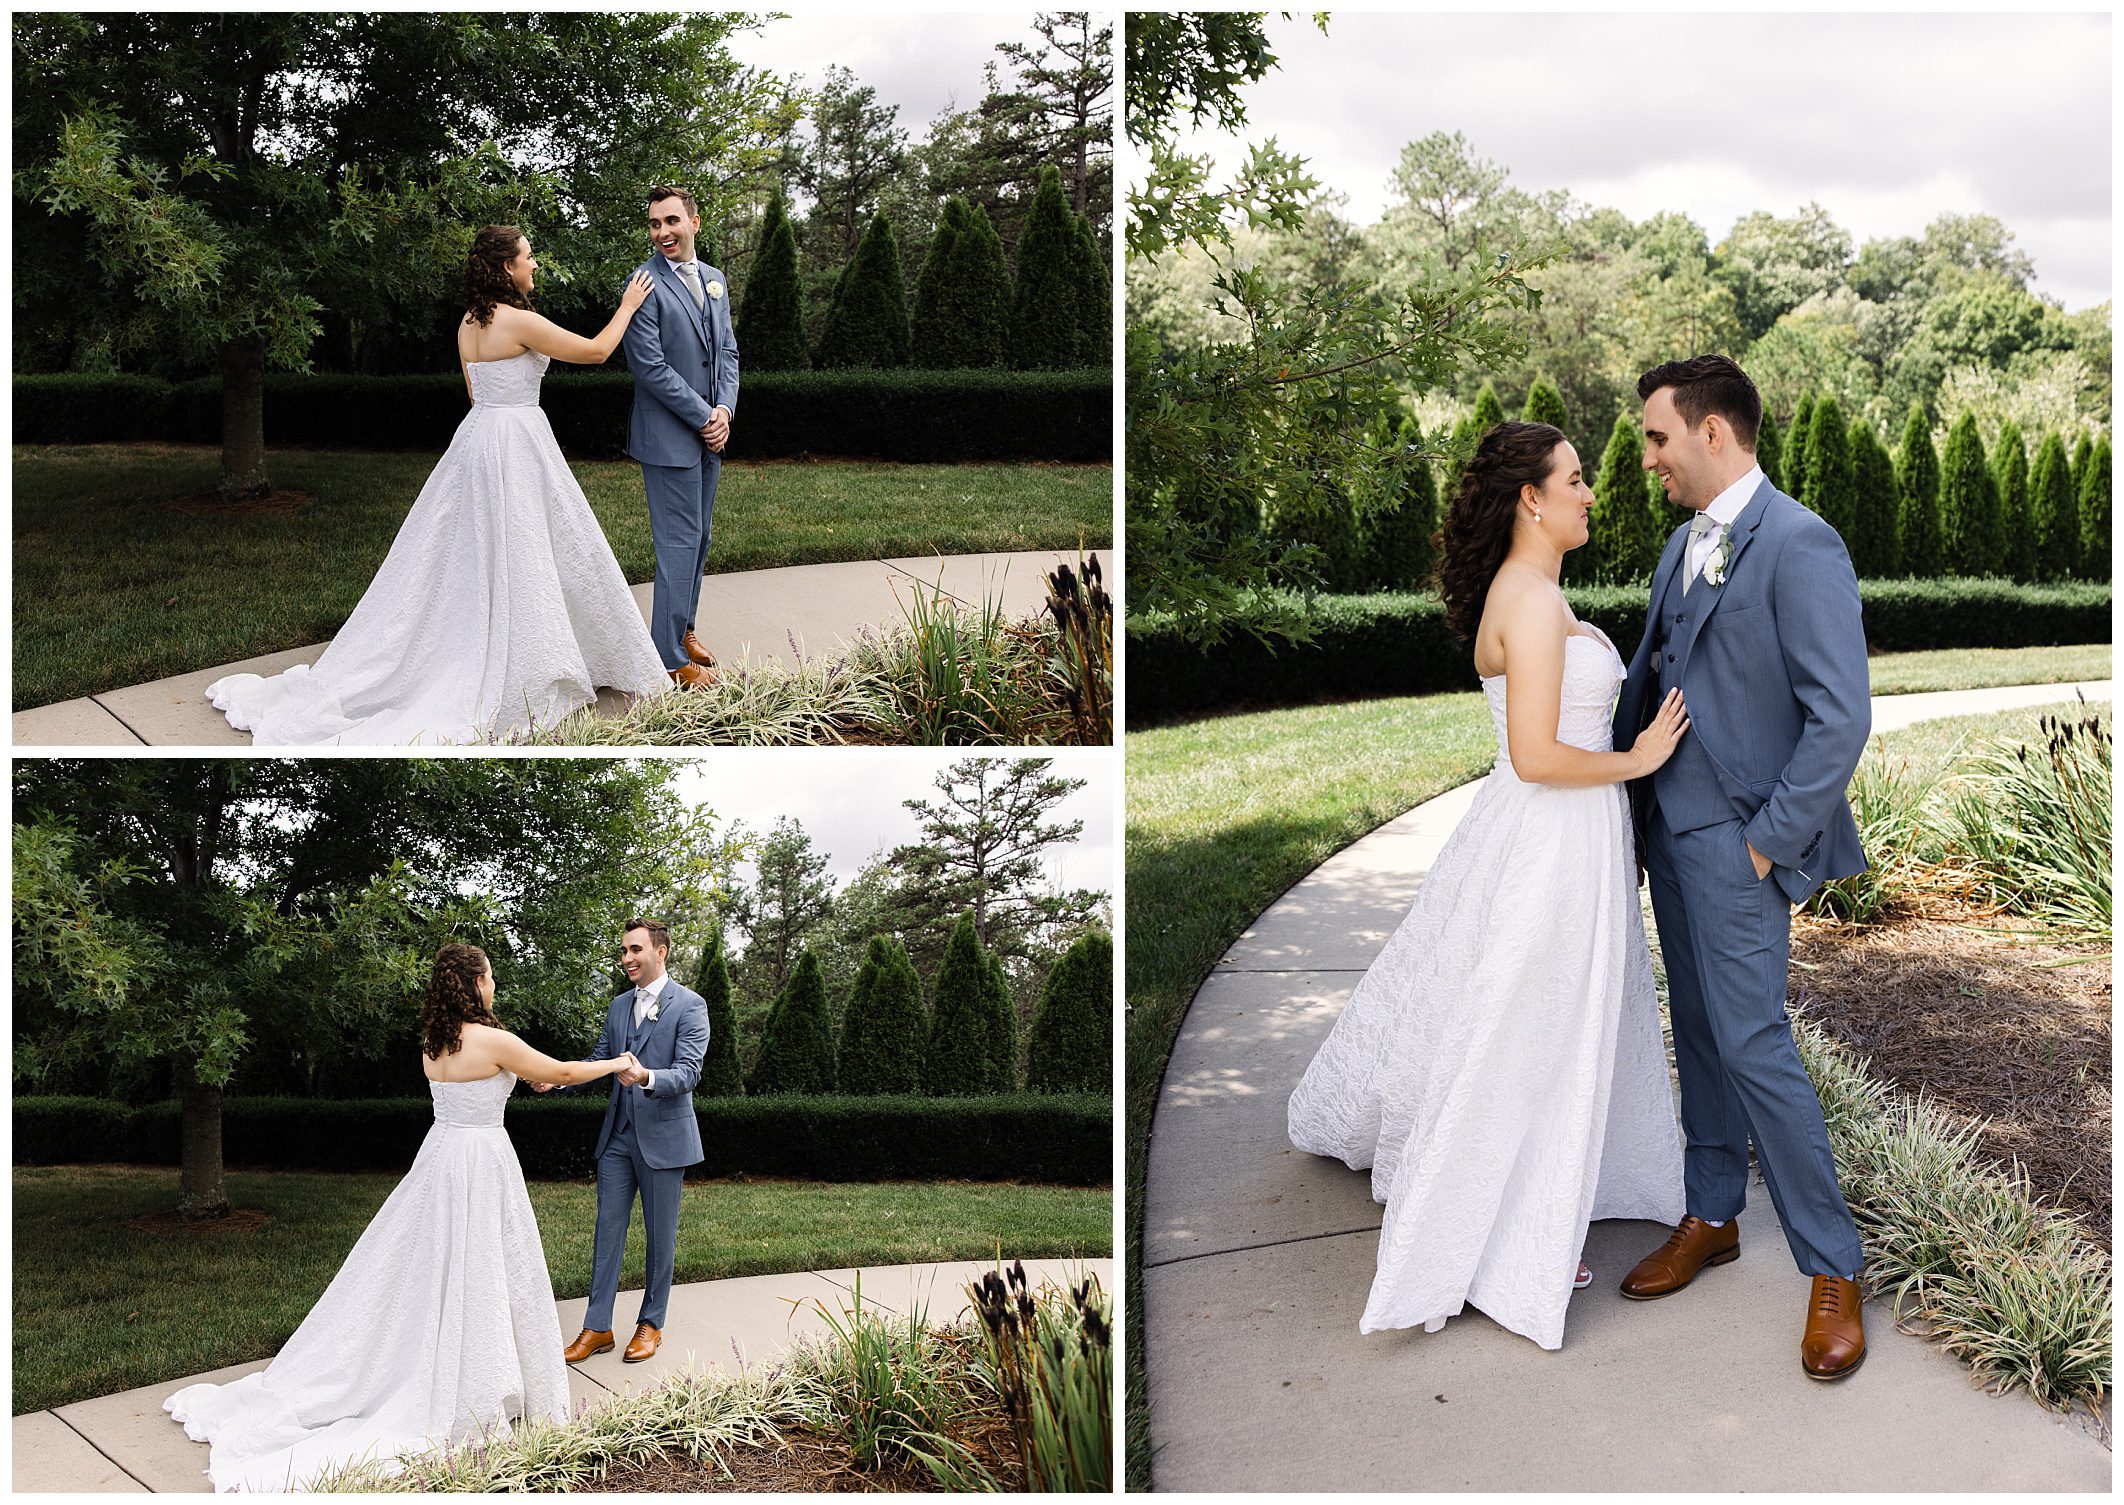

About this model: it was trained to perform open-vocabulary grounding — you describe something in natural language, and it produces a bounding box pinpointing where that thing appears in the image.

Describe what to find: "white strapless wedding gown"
[1287,626,1684,1348]
[164,1072,570,1492]
[206,350,669,745]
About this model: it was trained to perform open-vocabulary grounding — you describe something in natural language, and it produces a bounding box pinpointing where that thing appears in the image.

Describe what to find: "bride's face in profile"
[476,962,496,1011]
[1524,441,1594,551]
[505,237,537,296]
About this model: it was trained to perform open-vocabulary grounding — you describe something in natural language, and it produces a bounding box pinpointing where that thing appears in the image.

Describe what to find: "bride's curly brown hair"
[422,943,498,1059]
[1433,420,1569,641]
[463,225,533,329]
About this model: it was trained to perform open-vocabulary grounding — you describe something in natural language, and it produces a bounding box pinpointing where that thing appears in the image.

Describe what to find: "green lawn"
[12,1165,1112,1414]
[1121,651,2110,1488]
[10,445,1112,708]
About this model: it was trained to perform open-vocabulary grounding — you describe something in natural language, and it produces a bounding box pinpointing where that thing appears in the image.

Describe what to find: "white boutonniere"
[641,995,660,1022]
[705,280,724,301]
[1703,525,1735,587]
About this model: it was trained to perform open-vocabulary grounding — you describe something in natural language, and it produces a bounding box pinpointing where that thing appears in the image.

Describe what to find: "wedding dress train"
[206,350,669,745]
[1287,626,1685,1348]
[164,1071,569,1491]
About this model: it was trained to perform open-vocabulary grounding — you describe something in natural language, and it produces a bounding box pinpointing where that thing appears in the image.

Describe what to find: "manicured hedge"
[1127,578,2113,722]
[12,367,1111,462]
[13,1092,1110,1185]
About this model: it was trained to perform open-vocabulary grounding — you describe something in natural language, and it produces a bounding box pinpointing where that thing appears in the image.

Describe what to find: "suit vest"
[1647,553,1739,833]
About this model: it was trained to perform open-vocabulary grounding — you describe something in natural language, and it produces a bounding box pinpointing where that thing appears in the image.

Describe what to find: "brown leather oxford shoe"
[1619,1215,1741,1300]
[563,1327,614,1363]
[1801,1275,1866,1379]
[681,629,718,668]
[669,662,716,691]
[624,1321,662,1363]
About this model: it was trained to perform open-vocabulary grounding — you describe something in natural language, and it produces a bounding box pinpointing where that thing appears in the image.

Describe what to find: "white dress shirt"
[1687,464,1764,585]
[630,973,667,1092]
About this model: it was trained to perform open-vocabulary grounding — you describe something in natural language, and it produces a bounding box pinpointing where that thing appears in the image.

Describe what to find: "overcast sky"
[726,10,1045,133]
[1162,12,2111,310]
[665,751,1115,900]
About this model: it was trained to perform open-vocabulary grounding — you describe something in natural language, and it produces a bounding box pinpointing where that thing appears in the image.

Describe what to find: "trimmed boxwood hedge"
[13,1092,1110,1186]
[1127,578,2113,722]
[13,367,1111,462]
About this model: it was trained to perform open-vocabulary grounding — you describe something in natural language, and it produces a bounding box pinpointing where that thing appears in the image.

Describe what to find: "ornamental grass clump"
[1944,696,2111,939]
[805,1275,979,1477]
[1805,736,1951,926]
[1793,1012,2110,1416]
[961,1261,1112,1493]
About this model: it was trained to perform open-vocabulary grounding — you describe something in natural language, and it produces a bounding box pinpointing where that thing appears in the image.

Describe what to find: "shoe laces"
[1662,1216,1708,1253]
[1811,1277,1851,1317]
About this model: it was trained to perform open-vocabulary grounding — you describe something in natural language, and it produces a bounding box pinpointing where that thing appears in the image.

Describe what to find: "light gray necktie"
[676,262,705,311]
[1683,511,1719,595]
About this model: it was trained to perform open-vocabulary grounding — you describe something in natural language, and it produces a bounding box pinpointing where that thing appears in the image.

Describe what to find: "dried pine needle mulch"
[593,1429,920,1492]
[1790,895,2111,1247]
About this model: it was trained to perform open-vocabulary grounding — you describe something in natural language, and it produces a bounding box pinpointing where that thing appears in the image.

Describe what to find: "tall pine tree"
[2027,432,2078,582]
[1804,396,1855,539]
[1009,164,1086,369]
[911,197,1009,368]
[835,934,926,1095]
[1938,412,2001,577]
[737,186,808,372]
[1025,930,1111,1094]
[746,950,835,1095]
[814,212,911,369]
[1895,403,1944,578]
[695,928,744,1097]
[1847,421,1898,579]
[1991,421,2032,582]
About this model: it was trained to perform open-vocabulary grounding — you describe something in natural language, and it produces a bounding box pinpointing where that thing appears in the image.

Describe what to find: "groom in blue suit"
[624,186,740,691]
[1612,355,1871,1381]
[543,917,707,1364]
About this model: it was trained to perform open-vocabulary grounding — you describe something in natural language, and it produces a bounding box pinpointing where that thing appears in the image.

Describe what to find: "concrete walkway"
[14,1255,1112,1493]
[12,550,1065,746]
[1143,680,2112,1493]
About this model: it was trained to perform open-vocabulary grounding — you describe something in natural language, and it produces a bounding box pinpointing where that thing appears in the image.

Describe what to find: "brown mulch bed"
[592,1429,938,1493]
[1790,895,2111,1247]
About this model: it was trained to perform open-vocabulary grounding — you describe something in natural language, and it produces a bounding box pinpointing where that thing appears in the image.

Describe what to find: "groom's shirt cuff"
[642,1069,656,1093]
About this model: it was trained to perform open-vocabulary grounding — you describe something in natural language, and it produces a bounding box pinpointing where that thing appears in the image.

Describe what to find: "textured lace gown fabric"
[1287,627,1685,1348]
[163,1072,570,1491]
[206,351,669,745]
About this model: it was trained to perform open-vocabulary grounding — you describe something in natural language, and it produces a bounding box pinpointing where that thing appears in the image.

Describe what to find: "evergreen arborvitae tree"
[911,197,1009,368]
[1364,414,1439,589]
[1472,381,1506,431]
[737,186,808,372]
[1522,376,1568,432]
[1938,412,2001,577]
[1804,396,1855,539]
[2076,436,2110,580]
[922,913,993,1096]
[814,212,911,369]
[979,949,1018,1093]
[1755,410,1784,492]
[1068,211,1111,365]
[2027,432,2078,582]
[1025,930,1112,1094]
[695,929,744,1097]
[746,950,835,1095]
[1895,403,1944,578]
[1590,406,1661,583]
[1009,165,1086,370]
[1991,421,2033,582]
[2069,433,2096,506]
[1847,421,1898,579]
[835,935,926,1095]
[1445,412,1482,498]
[1787,393,1817,502]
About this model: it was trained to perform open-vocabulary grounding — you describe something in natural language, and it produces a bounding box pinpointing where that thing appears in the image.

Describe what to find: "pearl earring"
[1534,510,1543,522]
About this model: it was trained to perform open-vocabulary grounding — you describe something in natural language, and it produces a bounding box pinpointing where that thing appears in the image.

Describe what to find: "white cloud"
[1165,11,2111,309]
[726,11,1047,131]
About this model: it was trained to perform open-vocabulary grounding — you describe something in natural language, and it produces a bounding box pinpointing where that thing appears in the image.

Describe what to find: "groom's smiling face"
[620,926,668,987]
[1641,386,1712,510]
[647,196,699,264]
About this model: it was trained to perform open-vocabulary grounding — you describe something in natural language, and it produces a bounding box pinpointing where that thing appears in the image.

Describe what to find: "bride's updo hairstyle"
[1434,420,1568,642]
[463,225,532,328]
[423,942,497,1058]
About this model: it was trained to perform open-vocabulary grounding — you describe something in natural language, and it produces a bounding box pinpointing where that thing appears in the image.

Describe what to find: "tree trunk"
[218,335,270,502]
[175,1056,229,1220]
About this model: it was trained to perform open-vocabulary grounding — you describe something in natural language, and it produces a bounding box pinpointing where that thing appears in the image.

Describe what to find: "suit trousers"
[1645,805,1864,1278]
[640,450,721,670]
[584,1115,684,1330]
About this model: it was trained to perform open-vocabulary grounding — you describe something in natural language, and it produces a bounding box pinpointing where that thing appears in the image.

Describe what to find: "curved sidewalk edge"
[1142,680,2111,1493]
[14,1254,1114,1494]
[12,549,1076,747]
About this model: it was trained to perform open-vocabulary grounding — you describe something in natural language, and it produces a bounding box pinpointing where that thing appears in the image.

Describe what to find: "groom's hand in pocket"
[1746,840,1772,881]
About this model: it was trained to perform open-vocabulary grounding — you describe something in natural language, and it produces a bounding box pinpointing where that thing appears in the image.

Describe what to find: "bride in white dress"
[164,944,638,1492]
[206,225,672,745]
[1287,420,1690,1350]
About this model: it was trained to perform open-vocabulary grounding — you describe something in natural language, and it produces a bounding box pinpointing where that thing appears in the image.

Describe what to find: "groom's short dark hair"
[623,917,671,955]
[645,186,698,218]
[1638,354,1761,450]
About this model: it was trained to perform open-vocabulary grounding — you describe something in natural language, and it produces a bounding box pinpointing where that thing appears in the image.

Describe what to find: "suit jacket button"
[1666,653,1675,664]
